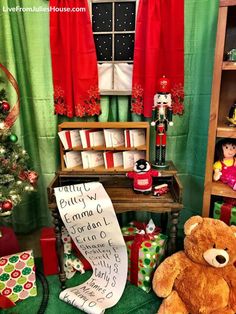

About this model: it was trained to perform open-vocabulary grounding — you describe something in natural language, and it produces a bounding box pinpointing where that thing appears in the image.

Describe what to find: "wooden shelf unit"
[211,181,236,198]
[58,122,150,173]
[202,0,236,217]
[217,123,236,137]
[222,61,236,70]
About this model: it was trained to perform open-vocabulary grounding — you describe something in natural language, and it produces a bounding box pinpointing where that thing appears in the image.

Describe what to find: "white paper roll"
[54,182,128,314]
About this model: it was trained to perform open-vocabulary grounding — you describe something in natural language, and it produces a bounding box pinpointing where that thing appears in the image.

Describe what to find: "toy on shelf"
[213,138,236,190]
[153,184,169,197]
[152,216,236,314]
[227,102,236,127]
[126,159,160,194]
[227,48,236,61]
[151,76,173,169]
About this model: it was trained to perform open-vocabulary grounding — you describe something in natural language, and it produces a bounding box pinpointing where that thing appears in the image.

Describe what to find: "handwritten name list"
[54,182,128,314]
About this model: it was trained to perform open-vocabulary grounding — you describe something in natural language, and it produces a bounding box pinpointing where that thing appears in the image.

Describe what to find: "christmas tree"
[0,86,38,216]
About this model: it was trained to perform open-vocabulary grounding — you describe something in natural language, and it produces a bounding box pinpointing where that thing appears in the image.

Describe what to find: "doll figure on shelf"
[213,138,236,190]
[151,76,173,169]
[126,159,160,194]
[227,102,236,126]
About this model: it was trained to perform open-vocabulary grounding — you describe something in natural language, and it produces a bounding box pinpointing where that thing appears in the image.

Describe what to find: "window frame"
[88,0,139,95]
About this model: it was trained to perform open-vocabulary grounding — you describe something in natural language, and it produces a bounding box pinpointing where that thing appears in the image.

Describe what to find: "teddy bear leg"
[157,291,188,314]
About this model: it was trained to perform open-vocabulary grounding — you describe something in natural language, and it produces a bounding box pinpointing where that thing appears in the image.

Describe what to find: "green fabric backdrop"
[0,0,218,233]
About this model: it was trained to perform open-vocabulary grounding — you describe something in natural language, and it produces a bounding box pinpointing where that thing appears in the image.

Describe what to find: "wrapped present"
[40,227,59,275]
[0,227,20,257]
[121,220,167,293]
[0,250,37,305]
[213,201,236,225]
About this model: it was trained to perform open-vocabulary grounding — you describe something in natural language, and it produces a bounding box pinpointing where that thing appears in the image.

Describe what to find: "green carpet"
[1,259,161,314]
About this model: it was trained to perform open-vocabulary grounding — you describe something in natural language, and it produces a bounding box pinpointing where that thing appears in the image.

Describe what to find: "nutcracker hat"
[157,75,171,93]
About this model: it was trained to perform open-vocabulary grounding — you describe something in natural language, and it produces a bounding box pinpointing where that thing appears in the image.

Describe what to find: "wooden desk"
[47,164,183,289]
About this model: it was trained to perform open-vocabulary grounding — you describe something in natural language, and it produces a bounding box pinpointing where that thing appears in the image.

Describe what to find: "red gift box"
[0,227,20,257]
[40,227,59,275]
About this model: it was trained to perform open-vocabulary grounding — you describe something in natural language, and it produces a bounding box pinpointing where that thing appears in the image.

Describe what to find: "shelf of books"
[58,122,150,173]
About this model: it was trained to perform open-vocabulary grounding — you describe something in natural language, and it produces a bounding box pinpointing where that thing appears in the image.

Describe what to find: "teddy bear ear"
[184,216,203,236]
[230,225,236,237]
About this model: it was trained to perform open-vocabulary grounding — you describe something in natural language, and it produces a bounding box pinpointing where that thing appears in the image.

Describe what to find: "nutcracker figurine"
[151,76,173,169]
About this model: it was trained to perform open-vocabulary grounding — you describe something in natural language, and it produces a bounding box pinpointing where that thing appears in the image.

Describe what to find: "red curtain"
[50,0,100,118]
[131,0,184,118]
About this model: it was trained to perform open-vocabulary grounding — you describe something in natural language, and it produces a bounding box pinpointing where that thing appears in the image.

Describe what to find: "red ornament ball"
[1,101,10,112]
[2,200,13,211]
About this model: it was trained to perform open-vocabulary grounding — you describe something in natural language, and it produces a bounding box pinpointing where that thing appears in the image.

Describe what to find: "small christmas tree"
[0,87,38,216]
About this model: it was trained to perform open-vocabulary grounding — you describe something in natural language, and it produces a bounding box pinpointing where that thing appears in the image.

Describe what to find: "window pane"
[114,63,133,90]
[94,35,112,61]
[115,34,134,60]
[115,2,136,31]
[92,3,112,32]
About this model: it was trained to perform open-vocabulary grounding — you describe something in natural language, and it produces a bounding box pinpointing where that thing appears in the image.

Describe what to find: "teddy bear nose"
[216,255,226,264]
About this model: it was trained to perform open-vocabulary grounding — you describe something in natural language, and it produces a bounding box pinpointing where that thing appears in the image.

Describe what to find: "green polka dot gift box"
[0,250,37,305]
[121,220,168,293]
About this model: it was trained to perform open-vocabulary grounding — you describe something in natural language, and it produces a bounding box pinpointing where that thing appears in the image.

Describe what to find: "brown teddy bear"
[152,216,236,314]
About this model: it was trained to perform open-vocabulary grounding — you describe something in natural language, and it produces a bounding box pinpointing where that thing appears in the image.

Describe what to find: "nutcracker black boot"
[161,145,166,165]
[155,145,161,165]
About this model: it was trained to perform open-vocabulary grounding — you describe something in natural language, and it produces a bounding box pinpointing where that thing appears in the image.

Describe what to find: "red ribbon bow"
[18,170,38,187]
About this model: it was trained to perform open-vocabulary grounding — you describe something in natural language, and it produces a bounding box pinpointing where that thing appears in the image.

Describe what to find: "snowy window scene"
[90,1,137,93]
